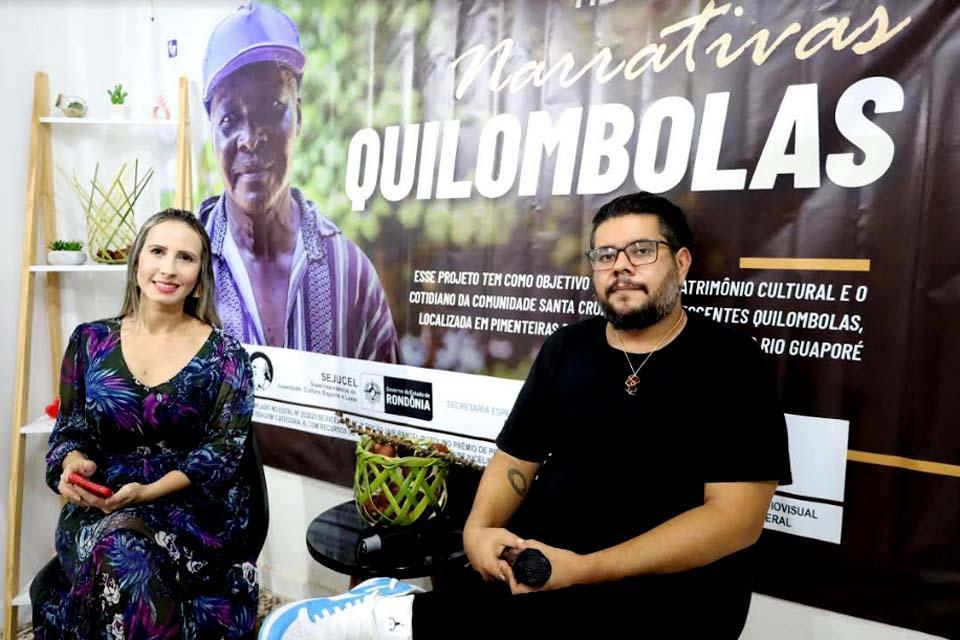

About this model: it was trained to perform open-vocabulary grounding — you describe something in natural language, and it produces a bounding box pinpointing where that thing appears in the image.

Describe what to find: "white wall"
[0,1,945,637]
[0,0,237,628]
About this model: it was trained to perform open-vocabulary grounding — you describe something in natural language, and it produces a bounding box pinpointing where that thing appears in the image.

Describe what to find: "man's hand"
[461,450,541,585]
[463,525,525,582]
[502,539,587,595]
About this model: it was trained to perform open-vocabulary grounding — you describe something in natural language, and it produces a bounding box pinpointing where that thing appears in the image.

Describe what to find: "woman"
[37,209,258,639]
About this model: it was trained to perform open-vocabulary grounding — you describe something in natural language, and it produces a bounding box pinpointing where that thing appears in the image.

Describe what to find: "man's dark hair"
[590,192,693,251]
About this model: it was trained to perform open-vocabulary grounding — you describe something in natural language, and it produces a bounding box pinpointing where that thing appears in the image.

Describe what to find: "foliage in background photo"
[193,1,595,377]
[197,2,429,236]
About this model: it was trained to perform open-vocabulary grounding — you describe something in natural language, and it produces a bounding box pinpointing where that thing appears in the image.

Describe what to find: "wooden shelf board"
[39,116,176,127]
[29,264,126,273]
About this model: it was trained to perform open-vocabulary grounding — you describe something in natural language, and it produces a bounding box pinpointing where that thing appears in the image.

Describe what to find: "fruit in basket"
[363,491,391,516]
[354,430,451,526]
[95,247,131,262]
[371,441,396,457]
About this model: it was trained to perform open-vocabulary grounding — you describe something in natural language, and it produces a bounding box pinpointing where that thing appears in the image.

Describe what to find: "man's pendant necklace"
[614,311,686,396]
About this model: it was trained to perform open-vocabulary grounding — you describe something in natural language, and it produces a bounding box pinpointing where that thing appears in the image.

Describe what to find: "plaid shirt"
[199,189,399,362]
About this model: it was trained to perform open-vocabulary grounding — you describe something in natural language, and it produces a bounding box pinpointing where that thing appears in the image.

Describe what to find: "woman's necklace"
[613,310,686,396]
[122,316,193,392]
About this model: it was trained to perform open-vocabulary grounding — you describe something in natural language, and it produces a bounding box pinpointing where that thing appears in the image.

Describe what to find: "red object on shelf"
[44,396,60,419]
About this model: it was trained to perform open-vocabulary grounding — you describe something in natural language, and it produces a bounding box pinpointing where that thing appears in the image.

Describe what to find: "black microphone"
[499,547,552,588]
[356,526,429,558]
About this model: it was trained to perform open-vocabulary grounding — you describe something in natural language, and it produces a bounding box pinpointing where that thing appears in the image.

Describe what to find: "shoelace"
[306,595,378,640]
[319,597,370,619]
[291,580,413,640]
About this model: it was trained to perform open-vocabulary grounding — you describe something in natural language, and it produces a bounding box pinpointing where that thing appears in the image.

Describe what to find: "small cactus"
[107,83,128,105]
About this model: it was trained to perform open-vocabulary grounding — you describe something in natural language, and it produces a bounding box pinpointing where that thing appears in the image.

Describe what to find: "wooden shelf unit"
[2,72,194,639]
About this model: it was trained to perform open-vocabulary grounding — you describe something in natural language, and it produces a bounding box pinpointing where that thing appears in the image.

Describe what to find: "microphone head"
[513,548,552,588]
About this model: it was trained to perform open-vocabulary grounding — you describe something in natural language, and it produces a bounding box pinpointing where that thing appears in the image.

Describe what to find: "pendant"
[624,374,639,395]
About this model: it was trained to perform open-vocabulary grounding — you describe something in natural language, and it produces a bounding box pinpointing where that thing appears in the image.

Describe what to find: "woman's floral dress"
[36,318,258,639]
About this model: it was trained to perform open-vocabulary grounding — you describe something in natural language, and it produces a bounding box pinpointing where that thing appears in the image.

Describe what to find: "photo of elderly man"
[199,2,399,362]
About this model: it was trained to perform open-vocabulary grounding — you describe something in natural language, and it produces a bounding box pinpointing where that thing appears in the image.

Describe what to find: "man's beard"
[598,268,682,330]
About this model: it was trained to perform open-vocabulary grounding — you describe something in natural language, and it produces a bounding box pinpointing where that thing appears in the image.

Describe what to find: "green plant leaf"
[49,240,84,251]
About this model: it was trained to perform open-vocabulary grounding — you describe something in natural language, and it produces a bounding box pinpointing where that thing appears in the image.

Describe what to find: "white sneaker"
[259,578,423,640]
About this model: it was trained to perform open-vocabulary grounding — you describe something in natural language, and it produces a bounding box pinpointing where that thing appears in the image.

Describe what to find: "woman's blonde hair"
[118,208,221,327]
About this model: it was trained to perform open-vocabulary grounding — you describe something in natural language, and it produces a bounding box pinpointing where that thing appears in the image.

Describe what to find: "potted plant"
[55,94,87,118]
[107,83,129,119]
[47,240,86,266]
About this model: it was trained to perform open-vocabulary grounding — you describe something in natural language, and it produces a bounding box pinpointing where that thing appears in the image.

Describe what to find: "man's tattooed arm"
[507,467,529,497]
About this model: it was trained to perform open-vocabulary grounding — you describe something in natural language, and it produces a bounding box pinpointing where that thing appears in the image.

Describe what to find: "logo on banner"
[383,377,434,421]
[250,352,274,392]
[360,374,433,421]
[361,375,384,412]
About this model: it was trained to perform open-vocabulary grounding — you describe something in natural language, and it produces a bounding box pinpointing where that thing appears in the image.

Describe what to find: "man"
[200,2,399,361]
[261,192,792,639]
[200,3,399,480]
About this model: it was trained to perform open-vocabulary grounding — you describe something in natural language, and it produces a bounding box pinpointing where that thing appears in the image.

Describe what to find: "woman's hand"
[58,452,101,508]
[103,483,150,513]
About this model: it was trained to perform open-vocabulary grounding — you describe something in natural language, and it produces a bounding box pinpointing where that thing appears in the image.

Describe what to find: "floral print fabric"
[37,318,258,639]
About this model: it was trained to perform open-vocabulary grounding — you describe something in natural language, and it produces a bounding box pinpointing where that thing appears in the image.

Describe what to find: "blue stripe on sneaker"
[258,599,307,640]
[258,579,424,639]
[259,595,365,639]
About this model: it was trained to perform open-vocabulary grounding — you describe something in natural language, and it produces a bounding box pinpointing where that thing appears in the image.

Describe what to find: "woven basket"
[58,160,152,265]
[354,435,450,527]
[88,211,135,264]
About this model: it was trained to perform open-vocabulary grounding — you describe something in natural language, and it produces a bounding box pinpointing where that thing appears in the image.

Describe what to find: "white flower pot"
[47,250,87,266]
[109,103,129,120]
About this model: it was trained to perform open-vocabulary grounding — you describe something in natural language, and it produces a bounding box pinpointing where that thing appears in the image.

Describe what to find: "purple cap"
[202,2,305,113]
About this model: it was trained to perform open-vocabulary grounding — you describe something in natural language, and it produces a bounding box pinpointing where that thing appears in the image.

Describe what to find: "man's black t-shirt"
[495,311,792,631]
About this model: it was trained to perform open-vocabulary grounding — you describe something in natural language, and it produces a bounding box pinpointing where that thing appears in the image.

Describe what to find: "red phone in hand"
[67,473,113,499]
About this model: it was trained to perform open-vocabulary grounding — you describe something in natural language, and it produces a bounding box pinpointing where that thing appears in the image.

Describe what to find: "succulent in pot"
[55,94,87,118]
[47,240,86,265]
[107,83,129,118]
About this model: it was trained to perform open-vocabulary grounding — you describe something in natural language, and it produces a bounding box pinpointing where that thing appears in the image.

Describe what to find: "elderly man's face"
[209,63,300,214]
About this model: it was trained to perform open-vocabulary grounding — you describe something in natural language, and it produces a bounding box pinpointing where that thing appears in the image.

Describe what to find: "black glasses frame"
[585,239,675,271]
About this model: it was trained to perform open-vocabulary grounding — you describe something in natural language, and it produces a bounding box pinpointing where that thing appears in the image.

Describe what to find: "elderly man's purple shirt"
[199,189,399,362]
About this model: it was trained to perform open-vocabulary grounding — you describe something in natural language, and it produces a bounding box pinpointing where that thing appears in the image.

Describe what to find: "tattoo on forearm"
[507,468,528,496]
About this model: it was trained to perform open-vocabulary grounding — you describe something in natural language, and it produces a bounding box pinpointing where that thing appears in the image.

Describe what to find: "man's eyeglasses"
[585,239,674,271]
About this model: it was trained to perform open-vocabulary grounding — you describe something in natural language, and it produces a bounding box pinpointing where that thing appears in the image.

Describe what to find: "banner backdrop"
[194,1,959,635]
